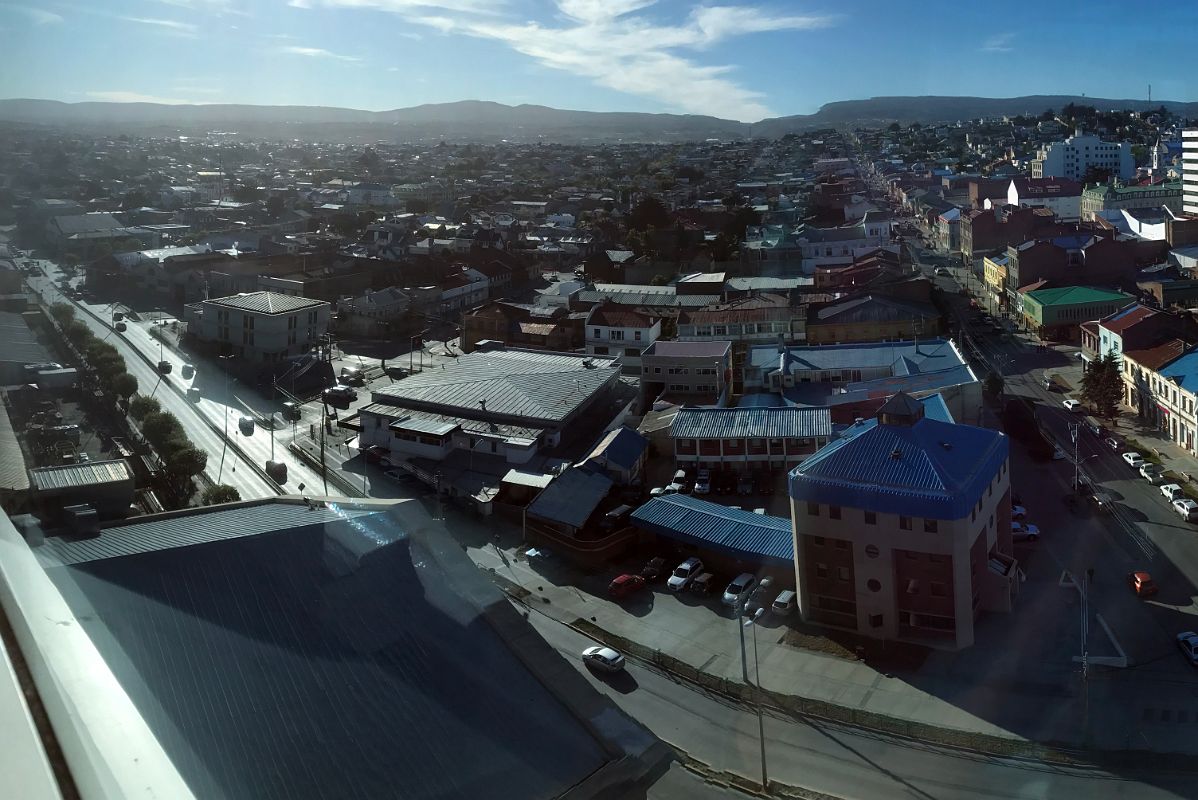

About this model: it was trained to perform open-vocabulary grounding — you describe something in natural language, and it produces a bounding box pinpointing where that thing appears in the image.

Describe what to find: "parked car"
[1162,484,1186,501]
[582,646,625,673]
[281,401,302,421]
[1011,504,1027,520]
[745,576,775,615]
[1174,498,1198,521]
[324,384,357,402]
[1127,571,1158,598]
[1011,521,1041,541]
[1141,464,1166,485]
[340,366,366,385]
[690,572,716,595]
[181,363,195,379]
[114,321,126,332]
[1105,437,1120,451]
[721,573,757,607]
[649,485,679,498]
[238,415,255,435]
[1122,451,1146,469]
[667,557,704,592]
[157,360,172,375]
[1062,399,1082,412]
[187,386,201,401]
[771,589,797,616]
[640,556,666,582]
[693,473,711,495]
[608,573,645,599]
[1177,632,1198,666]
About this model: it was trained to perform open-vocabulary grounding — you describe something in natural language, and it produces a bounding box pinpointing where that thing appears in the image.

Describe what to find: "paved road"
[27,269,274,501]
[531,608,1191,800]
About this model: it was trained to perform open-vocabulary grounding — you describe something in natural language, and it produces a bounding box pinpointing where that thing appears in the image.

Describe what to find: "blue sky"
[2,0,1196,122]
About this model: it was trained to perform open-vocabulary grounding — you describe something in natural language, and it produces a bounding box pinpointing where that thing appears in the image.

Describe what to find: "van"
[601,504,633,530]
[771,590,797,616]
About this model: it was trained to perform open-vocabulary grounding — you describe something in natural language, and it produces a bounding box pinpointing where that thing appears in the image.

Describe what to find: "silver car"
[582,646,625,673]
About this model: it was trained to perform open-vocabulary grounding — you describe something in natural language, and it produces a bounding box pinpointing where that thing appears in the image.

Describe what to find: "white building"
[584,303,661,373]
[1183,128,1198,215]
[184,291,330,362]
[338,287,409,338]
[1031,130,1135,181]
[1005,178,1082,221]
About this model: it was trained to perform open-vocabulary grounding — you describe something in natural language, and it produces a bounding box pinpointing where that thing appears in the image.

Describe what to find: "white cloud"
[982,33,1013,52]
[85,90,199,104]
[277,45,362,61]
[290,1,835,120]
[171,86,222,94]
[8,5,64,24]
[120,16,199,35]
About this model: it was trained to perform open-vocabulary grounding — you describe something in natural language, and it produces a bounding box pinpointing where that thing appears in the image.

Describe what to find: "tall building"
[788,393,1016,649]
[1183,128,1198,215]
[1030,129,1135,182]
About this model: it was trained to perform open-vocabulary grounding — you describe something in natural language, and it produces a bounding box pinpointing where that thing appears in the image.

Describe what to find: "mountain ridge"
[1,95,1193,142]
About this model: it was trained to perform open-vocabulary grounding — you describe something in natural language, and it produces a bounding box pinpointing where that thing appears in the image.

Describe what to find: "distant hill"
[0,95,1194,143]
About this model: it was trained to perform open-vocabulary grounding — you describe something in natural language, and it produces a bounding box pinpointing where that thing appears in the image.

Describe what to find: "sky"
[2,0,1197,122]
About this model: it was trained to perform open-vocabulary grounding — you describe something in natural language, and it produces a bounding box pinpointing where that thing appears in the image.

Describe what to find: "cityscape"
[5,5,1198,799]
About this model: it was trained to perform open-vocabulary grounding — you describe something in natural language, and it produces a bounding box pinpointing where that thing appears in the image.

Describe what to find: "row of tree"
[128,395,209,482]
[49,303,138,400]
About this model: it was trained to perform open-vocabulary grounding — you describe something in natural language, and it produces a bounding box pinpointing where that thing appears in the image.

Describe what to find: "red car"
[1128,571,1158,598]
[608,573,646,599]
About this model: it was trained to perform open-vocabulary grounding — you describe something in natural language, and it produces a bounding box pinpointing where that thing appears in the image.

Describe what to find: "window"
[837,566,850,581]
[815,563,828,578]
[829,505,841,520]
[807,502,819,516]
[899,515,911,530]
[593,327,601,337]
[611,330,625,341]
[634,330,641,341]
[869,614,884,628]
[812,535,825,546]
[867,579,881,592]
[924,519,938,533]
[864,511,876,525]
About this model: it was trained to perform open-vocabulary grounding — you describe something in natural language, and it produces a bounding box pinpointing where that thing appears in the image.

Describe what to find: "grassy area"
[1124,437,1163,465]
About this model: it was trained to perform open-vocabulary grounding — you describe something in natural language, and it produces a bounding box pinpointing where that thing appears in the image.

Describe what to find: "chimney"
[479,399,487,412]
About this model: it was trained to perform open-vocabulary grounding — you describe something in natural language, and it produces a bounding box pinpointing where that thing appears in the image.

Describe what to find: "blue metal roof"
[1157,349,1198,392]
[631,494,793,566]
[671,407,833,440]
[748,338,965,374]
[917,393,955,423]
[789,415,1008,520]
[527,466,612,529]
[586,426,649,471]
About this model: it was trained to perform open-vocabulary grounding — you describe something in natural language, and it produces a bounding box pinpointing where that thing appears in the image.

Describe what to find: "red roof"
[1124,337,1187,371]
[586,304,657,328]
[1098,304,1158,335]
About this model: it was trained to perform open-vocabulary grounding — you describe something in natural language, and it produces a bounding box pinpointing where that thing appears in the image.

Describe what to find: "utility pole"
[1070,422,1080,492]
[741,606,768,792]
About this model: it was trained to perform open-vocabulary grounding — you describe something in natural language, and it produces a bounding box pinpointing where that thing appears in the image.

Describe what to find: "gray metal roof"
[29,459,132,493]
[631,494,793,565]
[0,402,29,492]
[36,500,378,567]
[671,407,833,440]
[390,417,459,436]
[575,290,718,308]
[372,349,619,425]
[748,338,964,373]
[361,403,546,441]
[204,291,327,315]
[643,340,731,358]
[527,467,612,529]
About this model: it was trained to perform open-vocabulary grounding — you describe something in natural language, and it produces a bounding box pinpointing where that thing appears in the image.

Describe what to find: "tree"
[266,195,285,218]
[141,410,183,450]
[108,372,138,400]
[628,196,670,232]
[129,394,161,421]
[887,122,901,132]
[405,198,430,214]
[984,371,1004,397]
[1081,352,1123,418]
[49,303,76,325]
[165,446,207,478]
[202,484,241,505]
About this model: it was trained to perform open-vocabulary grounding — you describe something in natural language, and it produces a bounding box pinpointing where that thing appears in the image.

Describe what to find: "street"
[531,607,1192,800]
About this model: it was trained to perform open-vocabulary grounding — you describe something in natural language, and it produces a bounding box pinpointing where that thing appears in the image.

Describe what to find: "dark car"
[1128,571,1158,598]
[640,556,667,582]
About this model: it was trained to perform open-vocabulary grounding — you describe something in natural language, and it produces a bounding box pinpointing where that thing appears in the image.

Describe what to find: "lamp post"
[218,354,234,482]
[739,605,768,792]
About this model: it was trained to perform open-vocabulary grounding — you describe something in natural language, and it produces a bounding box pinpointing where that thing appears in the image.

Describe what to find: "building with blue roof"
[788,393,1017,650]
[583,426,649,485]
[631,494,793,570]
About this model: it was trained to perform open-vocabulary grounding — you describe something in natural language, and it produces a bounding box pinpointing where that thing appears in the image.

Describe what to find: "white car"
[1011,505,1027,520]
[238,415,255,435]
[1162,484,1185,501]
[1122,452,1146,469]
[693,476,711,495]
[582,646,625,673]
[1174,498,1198,522]
[1011,521,1041,541]
[1141,464,1166,485]
[1062,399,1082,412]
[667,557,704,592]
[721,573,757,607]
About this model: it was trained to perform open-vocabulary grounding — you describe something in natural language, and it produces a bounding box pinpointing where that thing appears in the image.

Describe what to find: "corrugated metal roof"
[631,495,792,565]
[390,417,459,436]
[372,349,619,425]
[29,459,131,492]
[749,338,964,373]
[0,402,28,491]
[205,291,327,315]
[790,415,1008,520]
[527,467,612,529]
[671,407,832,440]
[361,403,546,441]
[643,340,731,358]
[585,427,649,470]
[35,501,380,567]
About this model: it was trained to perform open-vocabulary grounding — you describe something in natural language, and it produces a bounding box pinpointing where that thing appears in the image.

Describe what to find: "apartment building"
[670,406,832,471]
[639,340,732,405]
[1122,340,1197,453]
[185,291,330,362]
[1031,131,1135,182]
[789,393,1016,650]
[584,302,661,372]
[1185,128,1198,215]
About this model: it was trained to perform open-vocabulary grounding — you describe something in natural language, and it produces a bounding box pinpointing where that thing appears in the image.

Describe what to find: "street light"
[739,605,768,792]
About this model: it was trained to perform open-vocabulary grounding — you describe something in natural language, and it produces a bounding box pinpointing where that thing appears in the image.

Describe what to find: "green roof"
[1082,180,1181,199]
[1024,286,1134,307]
